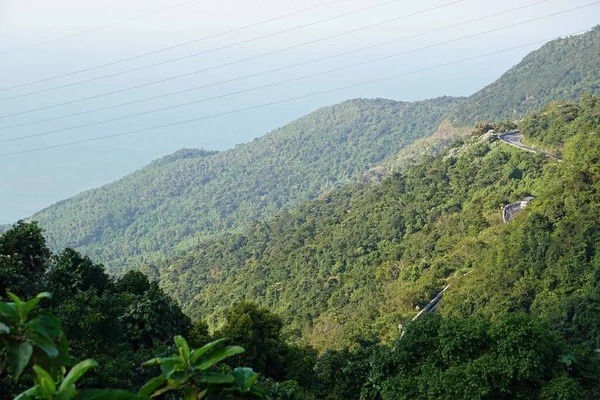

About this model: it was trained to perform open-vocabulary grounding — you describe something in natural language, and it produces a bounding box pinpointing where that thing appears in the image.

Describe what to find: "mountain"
[453,26,600,123]
[29,28,600,271]
[159,96,600,351]
[32,97,462,270]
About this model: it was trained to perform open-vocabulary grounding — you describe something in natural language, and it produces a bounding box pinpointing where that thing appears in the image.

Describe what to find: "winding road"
[498,131,562,161]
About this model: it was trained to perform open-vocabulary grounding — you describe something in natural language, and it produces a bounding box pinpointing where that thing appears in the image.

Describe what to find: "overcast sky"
[0,0,598,223]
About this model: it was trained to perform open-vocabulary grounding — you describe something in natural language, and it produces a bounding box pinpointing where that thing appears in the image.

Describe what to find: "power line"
[0,0,400,95]
[0,0,205,56]
[0,0,555,130]
[0,1,594,144]
[0,0,474,121]
[1,28,589,159]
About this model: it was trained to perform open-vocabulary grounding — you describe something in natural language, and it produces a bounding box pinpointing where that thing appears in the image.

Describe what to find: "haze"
[0,0,598,223]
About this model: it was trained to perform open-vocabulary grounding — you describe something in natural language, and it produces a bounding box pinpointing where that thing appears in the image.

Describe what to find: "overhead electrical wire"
[0,0,555,129]
[0,0,406,95]
[1,2,596,145]
[0,27,590,159]
[0,0,212,56]
[0,0,473,119]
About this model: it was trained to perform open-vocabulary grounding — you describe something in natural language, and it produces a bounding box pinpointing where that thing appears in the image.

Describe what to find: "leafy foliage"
[139,336,263,399]
[454,27,600,123]
[32,97,461,272]
[160,97,600,359]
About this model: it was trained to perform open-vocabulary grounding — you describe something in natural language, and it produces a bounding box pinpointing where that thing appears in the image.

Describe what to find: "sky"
[0,0,598,223]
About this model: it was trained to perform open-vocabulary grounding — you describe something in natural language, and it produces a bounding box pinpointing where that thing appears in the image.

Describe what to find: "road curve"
[498,131,562,161]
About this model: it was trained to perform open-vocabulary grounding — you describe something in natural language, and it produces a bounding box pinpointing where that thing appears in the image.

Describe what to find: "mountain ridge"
[27,28,600,271]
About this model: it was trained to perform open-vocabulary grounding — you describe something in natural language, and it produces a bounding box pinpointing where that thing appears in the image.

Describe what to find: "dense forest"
[453,26,600,123]
[29,28,600,273]
[158,95,598,353]
[2,95,599,399]
[32,97,462,271]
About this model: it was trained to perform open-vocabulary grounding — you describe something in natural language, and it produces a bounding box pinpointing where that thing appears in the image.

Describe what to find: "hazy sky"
[0,0,598,223]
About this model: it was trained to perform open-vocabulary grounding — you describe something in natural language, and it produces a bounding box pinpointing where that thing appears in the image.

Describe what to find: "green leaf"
[0,301,19,322]
[196,372,235,384]
[7,292,23,307]
[59,359,98,393]
[159,359,180,379]
[141,357,179,369]
[33,365,56,395]
[189,338,229,364]
[19,292,52,320]
[29,332,59,358]
[74,389,145,400]
[174,335,191,363]
[0,321,10,334]
[151,381,183,397]
[14,385,45,400]
[138,375,167,397]
[27,312,63,341]
[9,341,33,380]
[194,346,245,370]
[233,368,258,392]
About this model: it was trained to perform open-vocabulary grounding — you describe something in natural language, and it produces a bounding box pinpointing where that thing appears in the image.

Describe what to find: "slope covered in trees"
[2,97,599,399]
[454,26,600,123]
[28,28,600,273]
[32,97,462,271]
[160,97,600,354]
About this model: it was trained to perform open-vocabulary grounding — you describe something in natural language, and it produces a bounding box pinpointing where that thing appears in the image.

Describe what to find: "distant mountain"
[454,26,600,123]
[29,28,600,271]
[32,97,462,270]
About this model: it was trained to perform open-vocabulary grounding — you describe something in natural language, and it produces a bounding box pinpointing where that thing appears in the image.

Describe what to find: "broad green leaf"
[196,372,235,384]
[159,359,179,379]
[27,312,62,341]
[138,375,167,397]
[33,365,56,395]
[59,359,98,392]
[29,332,59,357]
[0,301,19,321]
[151,381,183,397]
[7,292,23,307]
[174,335,190,363]
[0,321,10,334]
[233,368,258,391]
[142,357,179,368]
[194,346,245,370]
[19,292,52,320]
[74,389,145,400]
[198,388,208,399]
[9,341,33,380]
[189,338,229,364]
[14,385,45,400]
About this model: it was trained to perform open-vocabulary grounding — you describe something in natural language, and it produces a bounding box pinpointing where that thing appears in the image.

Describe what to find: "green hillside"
[160,96,600,353]
[32,97,462,270]
[1,98,598,399]
[454,26,600,123]
[29,28,600,272]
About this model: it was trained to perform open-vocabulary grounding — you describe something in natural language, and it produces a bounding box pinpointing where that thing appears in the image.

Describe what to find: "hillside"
[454,26,600,123]
[30,28,600,271]
[1,97,598,400]
[32,97,462,270]
[159,96,600,352]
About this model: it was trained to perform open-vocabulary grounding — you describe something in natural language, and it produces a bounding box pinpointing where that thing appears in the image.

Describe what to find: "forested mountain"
[32,97,463,270]
[454,26,600,123]
[159,96,600,354]
[2,97,598,399]
[28,28,600,272]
